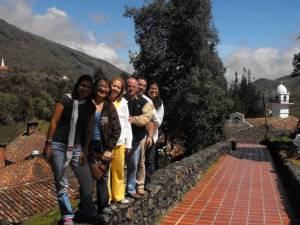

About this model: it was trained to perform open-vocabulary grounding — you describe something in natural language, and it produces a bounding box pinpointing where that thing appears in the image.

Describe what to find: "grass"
[23,200,78,225]
[23,208,61,225]
[0,120,49,144]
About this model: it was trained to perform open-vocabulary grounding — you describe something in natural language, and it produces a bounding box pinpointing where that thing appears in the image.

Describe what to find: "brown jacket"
[99,99,121,152]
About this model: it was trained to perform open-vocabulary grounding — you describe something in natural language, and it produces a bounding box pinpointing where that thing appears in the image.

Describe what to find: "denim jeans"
[125,138,141,195]
[50,141,96,219]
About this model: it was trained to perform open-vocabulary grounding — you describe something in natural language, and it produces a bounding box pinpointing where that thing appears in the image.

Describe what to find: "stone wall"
[96,141,231,225]
[270,150,300,212]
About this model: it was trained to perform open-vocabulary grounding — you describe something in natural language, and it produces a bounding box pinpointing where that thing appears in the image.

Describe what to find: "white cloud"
[0,0,132,72]
[224,46,300,82]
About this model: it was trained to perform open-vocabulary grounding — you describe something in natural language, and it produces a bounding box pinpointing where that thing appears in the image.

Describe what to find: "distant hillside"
[0,19,127,126]
[0,19,125,79]
[253,74,300,118]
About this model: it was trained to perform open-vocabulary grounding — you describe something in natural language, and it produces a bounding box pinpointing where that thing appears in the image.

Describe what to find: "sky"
[0,0,300,81]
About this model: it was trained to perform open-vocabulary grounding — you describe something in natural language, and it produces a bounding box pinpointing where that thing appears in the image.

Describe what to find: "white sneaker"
[119,198,129,204]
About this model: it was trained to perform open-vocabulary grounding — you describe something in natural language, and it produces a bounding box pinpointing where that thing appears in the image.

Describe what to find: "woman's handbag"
[88,155,108,180]
[88,141,110,180]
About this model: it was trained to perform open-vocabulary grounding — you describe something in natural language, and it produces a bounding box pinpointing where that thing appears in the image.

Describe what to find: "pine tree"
[229,68,263,117]
[125,0,232,153]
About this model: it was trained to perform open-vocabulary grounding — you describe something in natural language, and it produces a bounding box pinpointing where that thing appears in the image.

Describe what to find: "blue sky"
[1,0,300,80]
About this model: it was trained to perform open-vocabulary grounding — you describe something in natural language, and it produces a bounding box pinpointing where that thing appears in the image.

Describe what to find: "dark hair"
[94,67,106,81]
[137,76,147,83]
[72,74,93,100]
[147,81,162,109]
[93,76,111,99]
[111,76,125,102]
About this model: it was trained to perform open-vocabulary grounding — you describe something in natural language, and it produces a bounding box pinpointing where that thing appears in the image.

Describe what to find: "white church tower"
[271,82,293,118]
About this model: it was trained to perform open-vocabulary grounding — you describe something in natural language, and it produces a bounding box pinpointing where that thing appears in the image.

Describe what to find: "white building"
[271,82,293,118]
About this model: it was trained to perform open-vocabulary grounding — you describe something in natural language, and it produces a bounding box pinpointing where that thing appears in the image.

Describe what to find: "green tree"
[126,0,232,153]
[0,92,19,124]
[291,52,300,77]
[229,70,263,117]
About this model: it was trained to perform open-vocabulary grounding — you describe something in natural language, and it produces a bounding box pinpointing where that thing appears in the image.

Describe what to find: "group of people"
[43,67,164,225]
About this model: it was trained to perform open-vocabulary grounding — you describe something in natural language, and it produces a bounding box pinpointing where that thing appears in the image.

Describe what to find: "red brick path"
[160,146,298,225]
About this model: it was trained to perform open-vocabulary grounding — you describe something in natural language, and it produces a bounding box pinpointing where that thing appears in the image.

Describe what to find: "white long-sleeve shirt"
[152,103,164,143]
[113,98,133,149]
[142,95,164,143]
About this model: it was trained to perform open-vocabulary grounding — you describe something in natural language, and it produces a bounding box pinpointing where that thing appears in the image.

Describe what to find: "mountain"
[253,74,300,118]
[0,19,125,79]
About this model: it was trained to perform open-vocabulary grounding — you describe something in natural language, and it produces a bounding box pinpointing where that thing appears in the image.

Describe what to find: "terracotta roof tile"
[0,157,80,223]
[0,179,78,223]
[6,132,46,163]
[231,124,273,144]
[0,158,52,190]
[246,116,299,132]
[228,116,299,144]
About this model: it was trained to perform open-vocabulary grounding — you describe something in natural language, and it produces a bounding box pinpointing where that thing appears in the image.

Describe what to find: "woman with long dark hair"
[145,81,164,182]
[43,75,96,225]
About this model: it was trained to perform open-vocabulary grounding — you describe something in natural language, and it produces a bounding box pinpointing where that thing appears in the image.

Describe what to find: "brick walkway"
[160,145,299,225]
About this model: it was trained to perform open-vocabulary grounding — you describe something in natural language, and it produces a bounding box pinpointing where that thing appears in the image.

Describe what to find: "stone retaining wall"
[96,141,231,225]
[270,150,300,211]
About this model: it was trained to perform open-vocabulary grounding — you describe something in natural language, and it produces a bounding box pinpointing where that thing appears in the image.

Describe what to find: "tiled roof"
[228,116,299,144]
[6,132,46,163]
[231,124,273,144]
[0,158,79,223]
[0,157,52,190]
[0,179,78,223]
[246,116,299,132]
[224,121,252,133]
[0,157,79,223]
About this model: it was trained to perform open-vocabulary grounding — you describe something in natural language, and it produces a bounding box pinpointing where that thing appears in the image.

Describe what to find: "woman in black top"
[43,75,96,225]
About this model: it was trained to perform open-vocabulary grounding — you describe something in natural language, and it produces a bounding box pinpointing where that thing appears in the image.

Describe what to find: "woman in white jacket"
[108,77,132,204]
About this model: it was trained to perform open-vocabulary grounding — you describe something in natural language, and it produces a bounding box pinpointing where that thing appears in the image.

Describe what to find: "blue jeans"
[125,138,141,195]
[50,142,96,219]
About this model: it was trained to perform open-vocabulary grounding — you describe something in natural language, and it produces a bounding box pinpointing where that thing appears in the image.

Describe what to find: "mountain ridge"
[0,18,125,79]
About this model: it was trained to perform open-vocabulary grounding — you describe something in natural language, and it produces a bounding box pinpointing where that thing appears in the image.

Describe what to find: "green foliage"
[0,122,26,143]
[291,52,300,77]
[125,0,232,153]
[0,73,73,125]
[229,72,263,117]
[266,129,293,143]
[0,120,48,143]
[23,207,61,225]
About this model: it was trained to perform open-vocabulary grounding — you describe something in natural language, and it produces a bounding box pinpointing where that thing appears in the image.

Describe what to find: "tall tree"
[229,69,263,117]
[125,0,232,153]
[291,52,300,77]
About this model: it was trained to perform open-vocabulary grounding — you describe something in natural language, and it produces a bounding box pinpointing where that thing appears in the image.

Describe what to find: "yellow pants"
[108,144,125,202]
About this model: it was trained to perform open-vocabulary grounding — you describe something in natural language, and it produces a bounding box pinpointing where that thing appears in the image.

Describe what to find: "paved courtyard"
[160,145,299,225]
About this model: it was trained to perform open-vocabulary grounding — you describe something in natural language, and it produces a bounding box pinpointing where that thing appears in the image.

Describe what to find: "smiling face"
[148,83,159,99]
[110,79,123,101]
[77,80,92,100]
[127,78,138,98]
[138,78,147,94]
[95,79,110,100]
